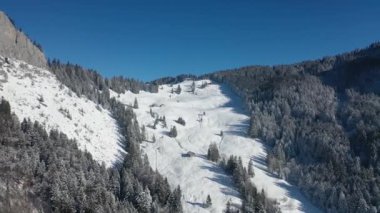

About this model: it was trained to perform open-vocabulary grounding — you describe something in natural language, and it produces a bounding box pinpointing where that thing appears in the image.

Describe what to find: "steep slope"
[111,80,320,213]
[0,56,123,167]
[0,11,47,68]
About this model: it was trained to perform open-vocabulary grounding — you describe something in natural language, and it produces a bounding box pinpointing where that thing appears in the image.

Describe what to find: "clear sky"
[2,0,380,81]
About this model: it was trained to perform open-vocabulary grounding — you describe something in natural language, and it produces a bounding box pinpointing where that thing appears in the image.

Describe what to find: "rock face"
[0,11,47,68]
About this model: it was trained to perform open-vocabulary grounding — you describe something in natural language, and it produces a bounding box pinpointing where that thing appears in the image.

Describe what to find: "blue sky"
[2,0,380,81]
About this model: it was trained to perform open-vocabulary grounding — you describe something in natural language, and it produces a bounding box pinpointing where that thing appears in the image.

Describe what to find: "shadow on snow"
[200,164,240,199]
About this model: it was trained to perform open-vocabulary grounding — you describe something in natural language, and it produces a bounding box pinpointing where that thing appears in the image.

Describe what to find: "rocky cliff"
[0,11,47,68]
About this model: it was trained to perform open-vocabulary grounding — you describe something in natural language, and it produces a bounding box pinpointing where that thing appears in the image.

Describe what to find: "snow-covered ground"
[0,54,321,212]
[0,56,123,167]
[112,80,321,213]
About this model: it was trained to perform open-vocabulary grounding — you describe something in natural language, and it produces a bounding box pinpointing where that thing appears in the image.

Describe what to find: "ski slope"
[111,80,321,213]
[0,56,123,167]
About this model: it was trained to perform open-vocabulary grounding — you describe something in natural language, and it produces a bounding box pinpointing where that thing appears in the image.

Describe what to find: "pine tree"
[136,187,152,213]
[191,81,196,94]
[141,125,146,141]
[248,160,255,177]
[133,98,139,109]
[0,98,11,115]
[207,143,220,162]
[150,108,154,117]
[176,85,182,94]
[225,200,232,213]
[162,116,167,128]
[206,194,212,207]
[168,186,182,213]
[169,126,177,138]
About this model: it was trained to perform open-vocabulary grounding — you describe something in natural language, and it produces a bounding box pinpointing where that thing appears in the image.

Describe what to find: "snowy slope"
[0,56,123,167]
[111,80,321,213]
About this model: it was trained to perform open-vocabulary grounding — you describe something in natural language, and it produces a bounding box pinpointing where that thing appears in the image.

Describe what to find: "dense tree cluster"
[207,42,380,212]
[220,155,280,213]
[48,59,158,109]
[150,74,197,85]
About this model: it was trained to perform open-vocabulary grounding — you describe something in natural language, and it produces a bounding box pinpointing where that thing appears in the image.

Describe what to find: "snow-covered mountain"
[1,8,379,213]
[0,53,322,212]
[111,79,321,213]
[0,56,123,167]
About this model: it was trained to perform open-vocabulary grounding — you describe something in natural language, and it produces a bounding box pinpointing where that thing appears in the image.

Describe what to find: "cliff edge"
[0,11,47,68]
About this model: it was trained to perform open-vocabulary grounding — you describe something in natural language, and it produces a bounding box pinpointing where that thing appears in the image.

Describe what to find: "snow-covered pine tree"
[168,185,183,213]
[207,143,220,162]
[248,160,255,177]
[191,81,196,93]
[150,108,154,117]
[133,98,139,109]
[206,194,212,207]
[136,187,152,213]
[175,85,181,94]
[141,125,146,141]
[169,126,177,138]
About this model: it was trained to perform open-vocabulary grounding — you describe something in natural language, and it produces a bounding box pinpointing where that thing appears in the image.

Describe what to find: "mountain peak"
[0,11,47,68]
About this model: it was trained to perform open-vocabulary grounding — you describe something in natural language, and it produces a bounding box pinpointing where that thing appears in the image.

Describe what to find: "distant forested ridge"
[48,59,159,109]
[206,42,380,213]
[151,74,198,85]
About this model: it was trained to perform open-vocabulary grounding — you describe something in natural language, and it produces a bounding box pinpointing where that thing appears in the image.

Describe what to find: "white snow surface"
[0,56,123,167]
[111,80,321,213]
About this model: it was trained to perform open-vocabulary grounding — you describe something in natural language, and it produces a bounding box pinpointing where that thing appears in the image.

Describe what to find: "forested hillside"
[0,56,182,212]
[0,95,182,212]
[207,43,380,213]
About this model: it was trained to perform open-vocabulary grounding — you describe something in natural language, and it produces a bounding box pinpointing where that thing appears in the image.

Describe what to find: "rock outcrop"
[0,11,47,68]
